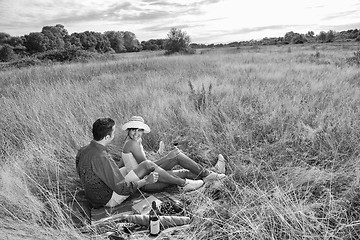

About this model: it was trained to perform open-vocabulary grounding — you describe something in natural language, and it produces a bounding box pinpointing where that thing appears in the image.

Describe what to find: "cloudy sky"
[1,0,360,44]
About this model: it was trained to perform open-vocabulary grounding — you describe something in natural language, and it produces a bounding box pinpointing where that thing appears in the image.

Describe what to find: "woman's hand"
[165,147,181,159]
[144,172,159,184]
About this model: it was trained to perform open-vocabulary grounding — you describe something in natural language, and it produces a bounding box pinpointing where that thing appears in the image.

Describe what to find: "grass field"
[1,43,360,239]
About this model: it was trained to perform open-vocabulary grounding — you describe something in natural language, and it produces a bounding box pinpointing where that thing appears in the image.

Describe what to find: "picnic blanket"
[82,188,191,239]
[70,181,225,239]
[91,191,167,223]
[90,187,190,225]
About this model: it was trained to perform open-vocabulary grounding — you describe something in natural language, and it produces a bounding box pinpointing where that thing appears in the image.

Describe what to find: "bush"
[165,28,192,54]
[8,57,43,68]
[36,49,97,62]
[0,57,44,71]
[164,47,195,55]
[0,44,17,62]
[188,80,213,111]
[346,50,360,65]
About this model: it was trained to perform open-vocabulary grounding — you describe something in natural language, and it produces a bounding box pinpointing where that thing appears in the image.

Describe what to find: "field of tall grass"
[1,43,360,239]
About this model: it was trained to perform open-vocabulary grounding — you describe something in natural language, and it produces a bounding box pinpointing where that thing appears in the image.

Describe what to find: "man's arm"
[92,153,139,195]
[111,152,125,168]
[75,151,81,176]
[107,145,125,167]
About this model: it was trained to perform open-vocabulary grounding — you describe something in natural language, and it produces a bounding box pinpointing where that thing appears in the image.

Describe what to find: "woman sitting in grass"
[121,116,226,192]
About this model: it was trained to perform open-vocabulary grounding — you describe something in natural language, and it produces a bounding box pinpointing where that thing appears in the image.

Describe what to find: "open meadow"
[1,43,360,239]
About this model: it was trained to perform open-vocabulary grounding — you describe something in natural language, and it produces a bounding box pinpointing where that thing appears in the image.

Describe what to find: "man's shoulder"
[76,141,104,159]
[77,143,91,155]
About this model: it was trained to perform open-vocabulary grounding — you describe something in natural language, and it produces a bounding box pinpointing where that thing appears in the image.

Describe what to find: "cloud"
[198,0,223,4]
[142,0,223,7]
[305,4,325,9]
[120,10,172,21]
[191,24,311,43]
[321,10,359,21]
[47,1,204,26]
[145,1,185,7]
[35,2,138,26]
[140,23,199,32]
[319,22,360,31]
[231,25,304,35]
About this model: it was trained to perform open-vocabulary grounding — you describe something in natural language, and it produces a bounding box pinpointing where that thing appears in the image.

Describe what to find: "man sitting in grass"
[76,117,205,208]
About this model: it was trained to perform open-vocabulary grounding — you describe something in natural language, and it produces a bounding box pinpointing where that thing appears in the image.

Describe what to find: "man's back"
[76,141,113,208]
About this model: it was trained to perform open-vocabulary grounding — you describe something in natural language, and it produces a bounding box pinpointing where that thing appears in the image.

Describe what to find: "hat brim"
[121,121,150,133]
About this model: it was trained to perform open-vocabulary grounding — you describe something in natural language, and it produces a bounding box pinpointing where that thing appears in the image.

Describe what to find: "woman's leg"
[154,152,209,179]
[141,169,194,192]
[133,160,185,186]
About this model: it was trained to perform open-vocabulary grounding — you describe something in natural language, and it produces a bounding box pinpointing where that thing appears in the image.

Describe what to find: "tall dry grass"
[1,43,360,239]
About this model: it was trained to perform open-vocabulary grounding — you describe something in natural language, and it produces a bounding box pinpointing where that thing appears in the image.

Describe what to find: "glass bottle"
[149,201,160,236]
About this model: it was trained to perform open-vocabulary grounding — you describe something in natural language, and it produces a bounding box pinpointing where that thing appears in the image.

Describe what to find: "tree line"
[0,24,143,60]
[190,29,360,48]
[0,25,193,62]
[1,24,359,62]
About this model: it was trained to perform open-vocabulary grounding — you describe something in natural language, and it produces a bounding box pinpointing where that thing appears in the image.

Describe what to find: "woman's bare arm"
[124,140,147,163]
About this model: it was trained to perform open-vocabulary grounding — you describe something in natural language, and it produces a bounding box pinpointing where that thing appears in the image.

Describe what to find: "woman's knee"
[167,152,184,164]
[140,160,156,172]
[176,152,188,160]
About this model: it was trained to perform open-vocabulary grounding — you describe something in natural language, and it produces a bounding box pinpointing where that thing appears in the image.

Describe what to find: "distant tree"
[305,31,315,42]
[284,31,305,44]
[155,39,166,49]
[326,30,335,42]
[165,28,191,54]
[293,33,306,44]
[141,40,149,50]
[307,31,315,37]
[24,32,49,53]
[0,32,11,45]
[261,37,281,45]
[77,31,98,51]
[104,31,126,53]
[123,31,141,52]
[284,31,295,44]
[141,39,165,51]
[317,31,327,43]
[141,40,156,51]
[7,36,24,47]
[69,31,112,53]
[55,24,69,39]
[41,25,68,50]
[0,44,17,62]
[68,33,83,49]
[349,29,359,39]
[93,32,112,53]
[337,29,359,41]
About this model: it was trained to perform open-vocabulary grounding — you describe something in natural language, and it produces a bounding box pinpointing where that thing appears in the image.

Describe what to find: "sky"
[1,0,360,44]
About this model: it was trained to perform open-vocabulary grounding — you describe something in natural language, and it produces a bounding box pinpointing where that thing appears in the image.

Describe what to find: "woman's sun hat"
[121,116,151,133]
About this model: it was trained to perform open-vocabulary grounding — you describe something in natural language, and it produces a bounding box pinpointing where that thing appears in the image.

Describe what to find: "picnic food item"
[160,200,184,215]
[149,201,161,236]
[132,195,162,215]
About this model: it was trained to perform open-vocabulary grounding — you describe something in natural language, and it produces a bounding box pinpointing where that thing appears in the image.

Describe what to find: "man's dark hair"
[92,118,115,141]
